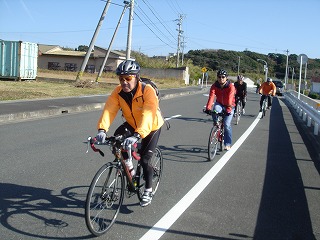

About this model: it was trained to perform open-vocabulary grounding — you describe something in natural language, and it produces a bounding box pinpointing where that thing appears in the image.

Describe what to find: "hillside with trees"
[184,49,320,80]
[129,48,320,84]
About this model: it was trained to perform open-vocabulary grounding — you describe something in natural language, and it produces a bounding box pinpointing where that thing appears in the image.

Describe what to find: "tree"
[77,45,89,52]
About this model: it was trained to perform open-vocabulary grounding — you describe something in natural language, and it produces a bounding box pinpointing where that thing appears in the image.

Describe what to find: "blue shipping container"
[0,40,38,80]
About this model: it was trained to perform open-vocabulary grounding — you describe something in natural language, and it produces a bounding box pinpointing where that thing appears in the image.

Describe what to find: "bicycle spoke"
[137,147,163,201]
[208,126,219,161]
[85,165,124,236]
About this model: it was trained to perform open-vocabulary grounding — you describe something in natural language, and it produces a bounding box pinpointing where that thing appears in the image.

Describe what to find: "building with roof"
[38,44,127,73]
[311,76,320,93]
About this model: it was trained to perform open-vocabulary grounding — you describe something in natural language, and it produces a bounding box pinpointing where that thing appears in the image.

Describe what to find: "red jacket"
[206,80,236,113]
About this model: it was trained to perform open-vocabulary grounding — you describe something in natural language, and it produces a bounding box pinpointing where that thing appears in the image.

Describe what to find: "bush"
[308,92,320,99]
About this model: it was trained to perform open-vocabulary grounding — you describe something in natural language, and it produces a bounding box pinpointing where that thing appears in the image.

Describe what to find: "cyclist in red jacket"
[204,69,236,151]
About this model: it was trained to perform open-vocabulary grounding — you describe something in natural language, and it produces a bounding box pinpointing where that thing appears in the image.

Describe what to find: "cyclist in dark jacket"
[234,75,247,114]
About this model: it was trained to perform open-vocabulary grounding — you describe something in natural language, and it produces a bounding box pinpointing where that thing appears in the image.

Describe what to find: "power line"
[133,11,175,50]
[140,0,176,41]
[135,6,175,46]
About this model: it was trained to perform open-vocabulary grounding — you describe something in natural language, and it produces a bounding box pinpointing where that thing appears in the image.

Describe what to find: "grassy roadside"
[0,70,186,101]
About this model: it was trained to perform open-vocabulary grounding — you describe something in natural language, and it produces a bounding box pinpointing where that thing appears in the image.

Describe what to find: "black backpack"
[140,77,159,97]
[140,77,171,130]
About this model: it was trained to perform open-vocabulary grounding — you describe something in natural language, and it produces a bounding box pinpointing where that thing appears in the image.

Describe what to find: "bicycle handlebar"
[86,136,141,160]
[203,108,226,116]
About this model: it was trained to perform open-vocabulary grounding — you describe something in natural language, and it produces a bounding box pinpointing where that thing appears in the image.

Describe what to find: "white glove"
[123,136,139,150]
[96,130,107,143]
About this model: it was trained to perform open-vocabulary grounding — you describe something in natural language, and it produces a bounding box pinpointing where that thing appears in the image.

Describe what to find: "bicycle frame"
[87,136,139,192]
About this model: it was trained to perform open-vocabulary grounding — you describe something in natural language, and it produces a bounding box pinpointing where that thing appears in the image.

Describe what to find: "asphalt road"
[0,89,319,240]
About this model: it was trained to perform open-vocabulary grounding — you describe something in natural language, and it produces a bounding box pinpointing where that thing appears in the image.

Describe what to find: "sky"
[1,0,319,59]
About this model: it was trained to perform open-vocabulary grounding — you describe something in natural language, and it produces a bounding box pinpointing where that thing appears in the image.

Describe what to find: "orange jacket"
[259,82,276,96]
[206,80,236,113]
[97,82,164,138]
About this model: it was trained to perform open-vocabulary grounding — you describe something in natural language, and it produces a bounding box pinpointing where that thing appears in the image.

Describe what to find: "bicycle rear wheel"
[137,147,163,201]
[208,126,219,161]
[85,163,124,237]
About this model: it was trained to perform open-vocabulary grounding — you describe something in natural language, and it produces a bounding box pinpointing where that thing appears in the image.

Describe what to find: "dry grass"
[0,69,186,101]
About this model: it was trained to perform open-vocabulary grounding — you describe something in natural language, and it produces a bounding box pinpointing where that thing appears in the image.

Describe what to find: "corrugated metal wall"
[0,40,38,80]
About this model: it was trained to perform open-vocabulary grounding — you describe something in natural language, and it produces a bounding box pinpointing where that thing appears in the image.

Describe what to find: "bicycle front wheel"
[235,103,241,125]
[137,147,163,201]
[262,100,267,118]
[208,126,219,161]
[85,163,124,237]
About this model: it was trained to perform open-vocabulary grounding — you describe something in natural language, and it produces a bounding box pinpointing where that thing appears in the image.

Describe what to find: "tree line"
[184,49,320,81]
[66,45,320,83]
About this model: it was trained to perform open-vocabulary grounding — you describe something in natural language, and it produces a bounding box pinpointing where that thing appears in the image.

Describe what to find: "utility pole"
[96,2,129,82]
[176,14,183,68]
[76,0,112,82]
[284,49,289,89]
[181,36,186,65]
[126,0,134,60]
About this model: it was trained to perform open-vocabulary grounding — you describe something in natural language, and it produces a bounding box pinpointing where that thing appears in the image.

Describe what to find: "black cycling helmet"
[237,75,244,81]
[267,77,272,82]
[116,60,140,75]
[217,69,228,76]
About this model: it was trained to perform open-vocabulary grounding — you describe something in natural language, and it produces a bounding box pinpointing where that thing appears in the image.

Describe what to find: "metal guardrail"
[284,91,320,135]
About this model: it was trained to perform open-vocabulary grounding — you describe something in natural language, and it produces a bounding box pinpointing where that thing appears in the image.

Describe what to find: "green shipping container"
[0,40,38,80]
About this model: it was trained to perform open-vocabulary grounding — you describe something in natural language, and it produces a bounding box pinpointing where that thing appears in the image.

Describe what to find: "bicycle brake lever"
[86,136,92,153]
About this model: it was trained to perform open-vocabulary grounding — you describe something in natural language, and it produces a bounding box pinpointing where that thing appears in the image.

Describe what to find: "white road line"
[140,114,262,240]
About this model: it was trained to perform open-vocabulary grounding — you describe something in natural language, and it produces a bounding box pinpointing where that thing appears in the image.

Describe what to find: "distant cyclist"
[234,75,247,114]
[258,77,276,111]
[204,69,236,151]
[256,78,261,94]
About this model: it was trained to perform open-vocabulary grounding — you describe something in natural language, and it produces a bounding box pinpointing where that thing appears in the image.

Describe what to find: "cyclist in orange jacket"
[258,77,276,111]
[96,60,164,207]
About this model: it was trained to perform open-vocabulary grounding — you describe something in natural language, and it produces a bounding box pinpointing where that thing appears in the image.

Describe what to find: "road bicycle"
[207,110,225,161]
[85,132,163,237]
[234,96,243,125]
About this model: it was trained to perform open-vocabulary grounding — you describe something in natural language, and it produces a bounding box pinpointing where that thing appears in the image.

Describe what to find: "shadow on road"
[253,97,317,239]
[0,183,93,239]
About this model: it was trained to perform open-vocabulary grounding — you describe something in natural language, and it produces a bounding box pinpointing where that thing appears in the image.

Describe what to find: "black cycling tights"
[114,122,161,189]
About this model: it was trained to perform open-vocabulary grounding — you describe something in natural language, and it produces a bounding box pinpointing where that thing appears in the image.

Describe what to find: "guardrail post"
[307,116,312,127]
[299,108,303,117]
[314,123,319,135]
[303,112,307,121]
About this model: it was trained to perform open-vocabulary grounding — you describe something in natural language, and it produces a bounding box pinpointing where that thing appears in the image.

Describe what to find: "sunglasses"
[119,75,135,82]
[218,75,226,79]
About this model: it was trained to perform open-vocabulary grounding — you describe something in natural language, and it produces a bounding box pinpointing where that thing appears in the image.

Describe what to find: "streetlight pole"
[237,56,240,76]
[284,49,289,89]
[291,67,294,85]
[257,59,268,82]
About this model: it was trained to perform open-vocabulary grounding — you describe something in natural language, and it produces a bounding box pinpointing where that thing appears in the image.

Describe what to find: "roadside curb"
[0,88,209,123]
